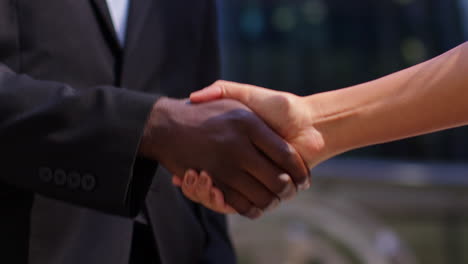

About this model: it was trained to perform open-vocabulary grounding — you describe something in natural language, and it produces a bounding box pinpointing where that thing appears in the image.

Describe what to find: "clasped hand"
[170,81,327,218]
[140,95,310,219]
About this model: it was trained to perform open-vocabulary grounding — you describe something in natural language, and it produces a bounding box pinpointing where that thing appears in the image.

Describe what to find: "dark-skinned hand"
[139,97,309,219]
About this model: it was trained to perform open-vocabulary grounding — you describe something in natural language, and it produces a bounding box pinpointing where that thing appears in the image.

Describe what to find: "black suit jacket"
[0,0,235,263]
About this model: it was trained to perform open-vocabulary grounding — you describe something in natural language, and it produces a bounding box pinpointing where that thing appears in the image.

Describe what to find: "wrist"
[138,97,175,161]
[303,90,361,164]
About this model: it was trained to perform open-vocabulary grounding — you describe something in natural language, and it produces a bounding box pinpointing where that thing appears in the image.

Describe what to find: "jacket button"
[81,174,96,191]
[39,167,53,182]
[54,169,67,186]
[67,172,81,189]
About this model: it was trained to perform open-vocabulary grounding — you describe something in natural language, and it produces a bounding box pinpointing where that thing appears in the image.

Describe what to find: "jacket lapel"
[124,0,152,52]
[89,0,121,52]
[120,0,166,91]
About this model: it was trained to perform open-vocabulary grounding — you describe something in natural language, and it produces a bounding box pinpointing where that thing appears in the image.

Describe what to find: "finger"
[247,118,310,190]
[219,183,262,219]
[190,80,267,104]
[181,169,201,203]
[191,81,290,132]
[197,171,237,214]
[211,188,237,214]
[220,170,279,212]
[172,176,182,186]
[182,172,232,214]
[191,81,311,189]
[241,144,296,200]
[194,172,214,206]
[190,85,224,102]
[198,170,237,214]
[182,171,234,214]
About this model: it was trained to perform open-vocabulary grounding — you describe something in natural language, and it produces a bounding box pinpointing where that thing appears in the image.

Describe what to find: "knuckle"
[270,93,296,114]
[213,80,225,86]
[212,133,245,155]
[228,110,255,127]
[210,128,235,143]
[213,80,232,91]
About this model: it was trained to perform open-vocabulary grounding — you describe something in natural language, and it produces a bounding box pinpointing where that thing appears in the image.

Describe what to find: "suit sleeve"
[0,63,159,217]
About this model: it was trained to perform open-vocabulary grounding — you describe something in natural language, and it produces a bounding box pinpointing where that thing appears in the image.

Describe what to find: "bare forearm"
[306,42,468,159]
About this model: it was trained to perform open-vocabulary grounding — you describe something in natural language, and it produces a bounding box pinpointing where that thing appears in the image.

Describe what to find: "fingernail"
[246,207,263,219]
[185,174,195,186]
[277,174,296,200]
[265,198,280,212]
[278,173,291,182]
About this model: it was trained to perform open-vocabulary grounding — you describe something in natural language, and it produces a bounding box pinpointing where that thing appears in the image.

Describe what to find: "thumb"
[172,176,182,186]
[190,80,254,104]
[190,85,224,103]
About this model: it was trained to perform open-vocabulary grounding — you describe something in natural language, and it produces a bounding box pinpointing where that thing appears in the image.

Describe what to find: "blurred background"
[216,1,468,264]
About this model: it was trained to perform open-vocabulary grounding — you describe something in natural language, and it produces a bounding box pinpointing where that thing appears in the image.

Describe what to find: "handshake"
[139,42,468,219]
[139,80,323,219]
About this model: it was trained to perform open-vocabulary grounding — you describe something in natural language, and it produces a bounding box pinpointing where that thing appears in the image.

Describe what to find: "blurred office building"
[218,1,468,264]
